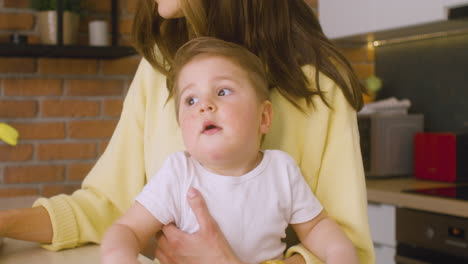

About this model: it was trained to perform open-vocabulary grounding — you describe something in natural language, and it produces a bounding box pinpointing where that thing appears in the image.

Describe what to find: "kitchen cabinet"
[318,0,468,40]
[367,178,468,263]
[368,203,396,264]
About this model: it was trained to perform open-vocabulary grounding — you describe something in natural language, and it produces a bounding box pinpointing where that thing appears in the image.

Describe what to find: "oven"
[396,207,468,264]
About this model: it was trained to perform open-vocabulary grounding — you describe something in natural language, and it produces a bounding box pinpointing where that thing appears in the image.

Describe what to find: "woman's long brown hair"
[132,0,365,111]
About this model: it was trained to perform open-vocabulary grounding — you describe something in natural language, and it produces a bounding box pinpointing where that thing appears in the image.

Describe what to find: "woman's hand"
[155,187,243,264]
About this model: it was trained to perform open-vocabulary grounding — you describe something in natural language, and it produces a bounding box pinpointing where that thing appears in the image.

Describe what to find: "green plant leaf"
[30,0,81,13]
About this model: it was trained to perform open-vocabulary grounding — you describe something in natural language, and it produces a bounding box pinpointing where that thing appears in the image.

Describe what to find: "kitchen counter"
[2,179,467,262]
[0,196,153,264]
[367,177,468,218]
[0,238,153,264]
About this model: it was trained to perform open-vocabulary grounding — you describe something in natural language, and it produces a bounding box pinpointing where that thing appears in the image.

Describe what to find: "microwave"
[358,114,424,177]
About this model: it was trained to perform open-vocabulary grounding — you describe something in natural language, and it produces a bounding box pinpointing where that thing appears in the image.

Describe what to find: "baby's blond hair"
[167,37,270,117]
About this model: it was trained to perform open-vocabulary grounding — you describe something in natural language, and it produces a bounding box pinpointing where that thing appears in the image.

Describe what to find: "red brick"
[38,143,96,160]
[99,141,109,155]
[102,56,140,75]
[0,188,38,198]
[10,122,66,140]
[82,0,112,13]
[27,34,41,44]
[42,184,81,197]
[0,13,34,30]
[0,58,35,73]
[0,34,8,43]
[0,100,37,118]
[38,58,98,75]
[66,80,124,96]
[305,0,318,8]
[366,45,375,62]
[77,34,88,45]
[353,63,375,80]
[119,36,133,46]
[68,120,118,139]
[119,17,133,35]
[0,144,34,162]
[103,99,123,117]
[41,99,100,117]
[126,0,137,13]
[4,0,30,8]
[3,79,63,96]
[2,34,40,44]
[4,165,65,184]
[339,47,367,63]
[67,163,93,181]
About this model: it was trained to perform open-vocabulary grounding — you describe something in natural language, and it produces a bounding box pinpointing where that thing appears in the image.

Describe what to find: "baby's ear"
[260,100,273,134]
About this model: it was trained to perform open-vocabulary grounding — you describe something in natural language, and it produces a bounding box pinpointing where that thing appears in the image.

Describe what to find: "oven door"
[396,208,468,264]
[396,243,468,264]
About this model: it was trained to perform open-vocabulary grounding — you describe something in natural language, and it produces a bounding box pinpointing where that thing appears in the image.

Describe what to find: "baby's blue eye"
[187,97,199,106]
[218,88,232,96]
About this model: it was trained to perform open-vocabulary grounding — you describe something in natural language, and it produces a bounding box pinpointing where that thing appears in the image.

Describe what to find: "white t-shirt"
[136,150,323,263]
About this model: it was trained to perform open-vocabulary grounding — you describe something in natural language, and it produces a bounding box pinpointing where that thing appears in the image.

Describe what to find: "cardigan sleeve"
[33,59,154,250]
[285,66,375,263]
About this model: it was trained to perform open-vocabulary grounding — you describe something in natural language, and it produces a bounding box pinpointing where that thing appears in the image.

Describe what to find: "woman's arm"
[101,202,163,264]
[0,206,52,243]
[292,211,358,264]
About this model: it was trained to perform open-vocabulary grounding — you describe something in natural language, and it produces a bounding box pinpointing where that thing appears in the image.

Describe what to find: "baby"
[101,37,358,264]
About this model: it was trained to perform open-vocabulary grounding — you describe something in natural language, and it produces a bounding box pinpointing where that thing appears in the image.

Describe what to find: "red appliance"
[414,133,468,182]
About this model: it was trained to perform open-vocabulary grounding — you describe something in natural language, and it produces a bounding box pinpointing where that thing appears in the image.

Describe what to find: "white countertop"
[0,196,153,264]
[0,238,153,264]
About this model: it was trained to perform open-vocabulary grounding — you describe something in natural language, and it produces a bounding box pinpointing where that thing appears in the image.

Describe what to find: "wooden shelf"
[0,1,135,59]
[0,44,137,59]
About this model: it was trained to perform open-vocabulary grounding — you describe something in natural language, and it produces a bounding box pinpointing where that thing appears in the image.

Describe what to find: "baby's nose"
[199,101,216,113]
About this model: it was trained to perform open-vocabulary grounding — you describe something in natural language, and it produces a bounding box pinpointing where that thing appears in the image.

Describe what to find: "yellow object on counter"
[261,260,285,264]
[0,123,19,146]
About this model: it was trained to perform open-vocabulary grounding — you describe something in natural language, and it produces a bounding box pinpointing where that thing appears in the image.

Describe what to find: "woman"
[0,0,374,263]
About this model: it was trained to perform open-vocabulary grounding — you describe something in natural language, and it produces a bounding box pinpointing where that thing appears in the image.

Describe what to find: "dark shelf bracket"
[112,0,118,46]
[57,0,64,45]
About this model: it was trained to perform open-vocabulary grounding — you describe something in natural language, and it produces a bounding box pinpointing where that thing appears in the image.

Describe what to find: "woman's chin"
[157,7,184,19]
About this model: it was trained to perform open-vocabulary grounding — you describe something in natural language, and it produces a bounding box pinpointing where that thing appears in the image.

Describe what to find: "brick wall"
[339,44,375,80]
[0,1,374,198]
[0,1,141,197]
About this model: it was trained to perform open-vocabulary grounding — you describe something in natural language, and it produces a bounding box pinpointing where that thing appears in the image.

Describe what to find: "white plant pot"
[38,11,80,45]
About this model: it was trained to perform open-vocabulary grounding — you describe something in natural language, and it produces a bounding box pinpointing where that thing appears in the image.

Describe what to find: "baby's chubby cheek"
[179,114,198,132]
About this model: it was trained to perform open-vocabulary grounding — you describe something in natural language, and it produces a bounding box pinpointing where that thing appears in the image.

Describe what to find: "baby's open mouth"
[202,122,222,134]
[205,124,218,131]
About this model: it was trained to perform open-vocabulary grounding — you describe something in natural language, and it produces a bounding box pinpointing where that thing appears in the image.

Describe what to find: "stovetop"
[404,185,468,201]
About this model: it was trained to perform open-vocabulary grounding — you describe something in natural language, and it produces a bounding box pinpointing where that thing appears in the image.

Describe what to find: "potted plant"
[30,0,81,45]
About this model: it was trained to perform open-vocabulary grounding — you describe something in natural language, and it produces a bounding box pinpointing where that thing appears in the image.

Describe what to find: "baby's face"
[177,55,270,172]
